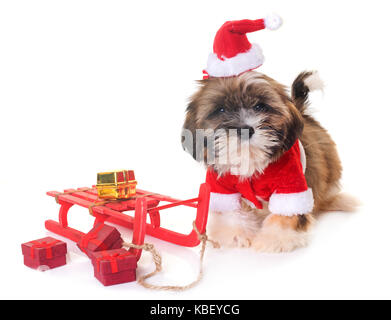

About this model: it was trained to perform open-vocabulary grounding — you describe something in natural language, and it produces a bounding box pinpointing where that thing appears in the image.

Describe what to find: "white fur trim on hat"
[209,192,241,212]
[205,43,264,78]
[268,189,314,216]
[264,14,283,30]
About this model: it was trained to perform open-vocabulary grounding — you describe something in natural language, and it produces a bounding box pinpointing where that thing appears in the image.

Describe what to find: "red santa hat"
[203,14,282,79]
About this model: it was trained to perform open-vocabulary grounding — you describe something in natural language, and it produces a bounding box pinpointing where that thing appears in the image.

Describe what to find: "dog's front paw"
[252,214,312,253]
[233,233,252,248]
[209,225,252,248]
[207,210,256,248]
[252,226,308,253]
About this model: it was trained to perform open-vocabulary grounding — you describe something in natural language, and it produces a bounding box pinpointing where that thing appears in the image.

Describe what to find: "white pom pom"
[264,14,283,30]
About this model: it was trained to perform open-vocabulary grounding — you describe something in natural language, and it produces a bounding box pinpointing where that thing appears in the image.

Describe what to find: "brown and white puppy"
[182,71,356,252]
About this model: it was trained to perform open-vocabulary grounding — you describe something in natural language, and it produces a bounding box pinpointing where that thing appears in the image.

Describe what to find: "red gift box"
[91,248,137,286]
[21,237,67,270]
[77,223,123,258]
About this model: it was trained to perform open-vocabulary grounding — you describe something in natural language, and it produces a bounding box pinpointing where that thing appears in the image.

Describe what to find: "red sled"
[45,183,210,261]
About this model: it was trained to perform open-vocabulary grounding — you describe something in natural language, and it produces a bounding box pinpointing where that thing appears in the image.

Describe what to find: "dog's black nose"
[229,126,255,139]
[245,126,255,138]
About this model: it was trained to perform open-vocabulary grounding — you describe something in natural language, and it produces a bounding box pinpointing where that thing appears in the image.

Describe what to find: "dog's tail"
[316,192,360,214]
[291,71,324,113]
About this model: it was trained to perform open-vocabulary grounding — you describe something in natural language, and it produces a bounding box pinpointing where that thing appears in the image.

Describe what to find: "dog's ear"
[182,101,209,162]
[181,80,211,162]
[281,103,304,152]
[268,79,305,152]
[181,103,198,161]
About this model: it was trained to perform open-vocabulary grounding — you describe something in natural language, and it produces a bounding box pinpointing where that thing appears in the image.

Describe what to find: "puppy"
[182,71,355,252]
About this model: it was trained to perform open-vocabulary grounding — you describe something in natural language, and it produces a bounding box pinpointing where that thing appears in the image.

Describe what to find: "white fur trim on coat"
[298,140,306,173]
[209,192,241,212]
[268,189,314,216]
[205,43,264,78]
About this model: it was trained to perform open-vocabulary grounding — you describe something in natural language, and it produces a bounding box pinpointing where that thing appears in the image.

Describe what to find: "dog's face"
[182,71,304,177]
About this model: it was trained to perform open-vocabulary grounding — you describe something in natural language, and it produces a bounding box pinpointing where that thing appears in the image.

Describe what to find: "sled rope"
[122,221,220,291]
[55,188,90,204]
[87,193,156,215]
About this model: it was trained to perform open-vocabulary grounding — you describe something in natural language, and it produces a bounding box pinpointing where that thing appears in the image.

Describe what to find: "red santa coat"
[206,140,314,216]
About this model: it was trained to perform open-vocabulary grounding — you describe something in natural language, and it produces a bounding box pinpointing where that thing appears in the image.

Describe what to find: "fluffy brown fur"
[182,71,355,252]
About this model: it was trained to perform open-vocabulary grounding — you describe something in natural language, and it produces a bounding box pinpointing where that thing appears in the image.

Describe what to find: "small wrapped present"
[77,223,123,258]
[91,248,137,286]
[21,237,67,270]
[96,170,137,200]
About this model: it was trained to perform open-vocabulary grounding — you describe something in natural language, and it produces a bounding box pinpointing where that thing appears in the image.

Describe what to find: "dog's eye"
[254,103,271,112]
[218,107,225,113]
[207,106,226,119]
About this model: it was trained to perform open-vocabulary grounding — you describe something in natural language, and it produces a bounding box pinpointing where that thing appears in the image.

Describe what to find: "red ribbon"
[30,239,60,259]
[79,223,108,253]
[96,251,132,274]
[202,69,210,80]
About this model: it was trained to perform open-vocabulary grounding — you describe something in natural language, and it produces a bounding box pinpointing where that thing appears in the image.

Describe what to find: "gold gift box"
[96,170,137,200]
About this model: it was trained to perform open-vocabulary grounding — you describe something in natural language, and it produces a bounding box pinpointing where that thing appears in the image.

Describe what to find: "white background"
[1,0,390,300]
